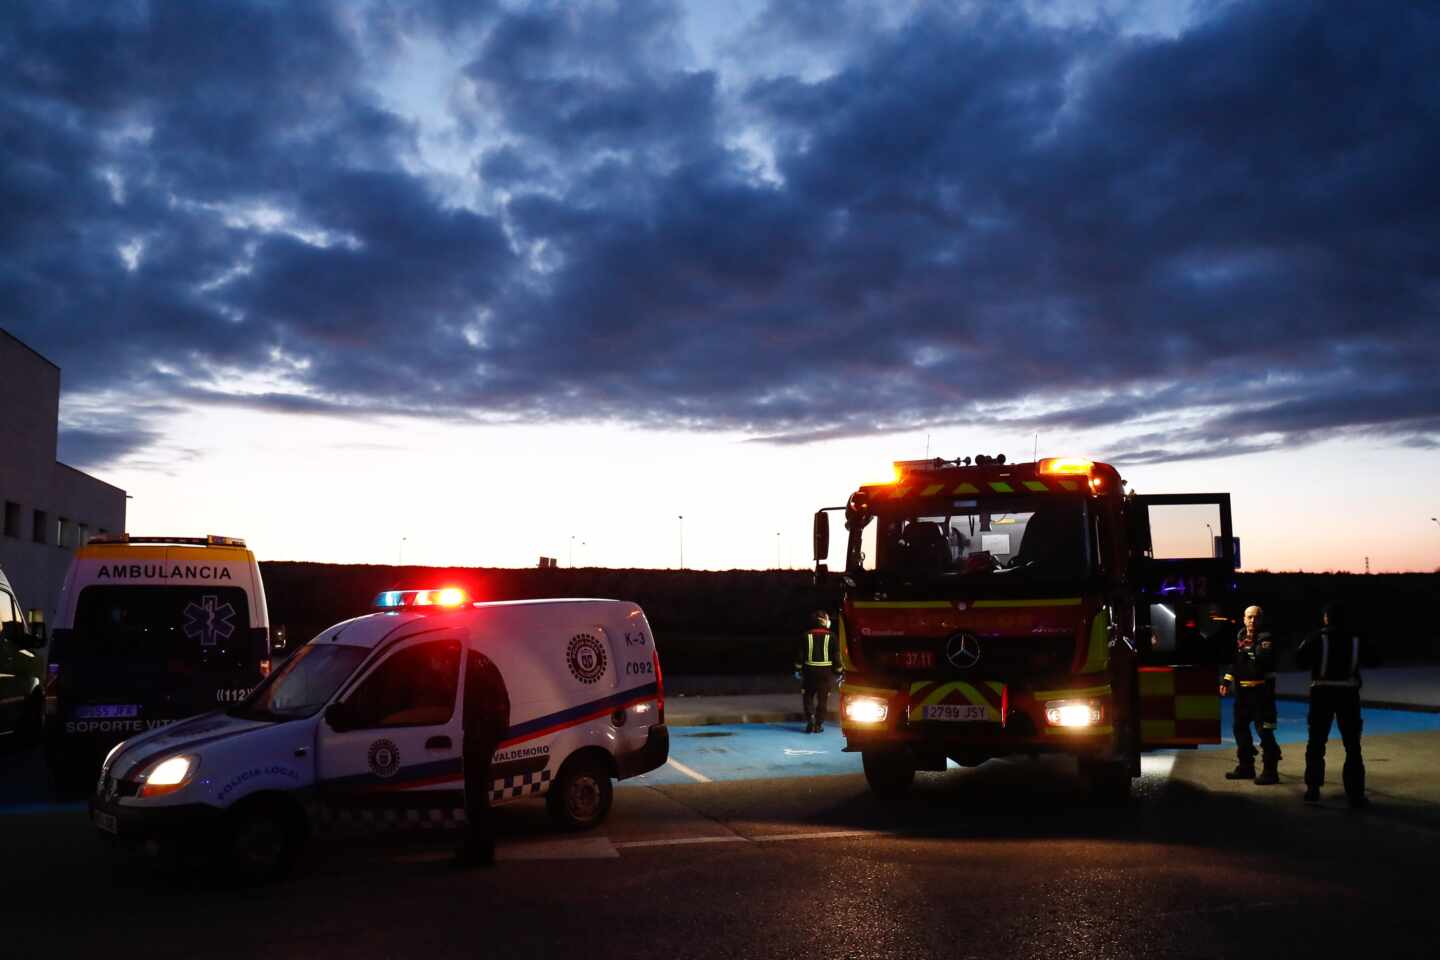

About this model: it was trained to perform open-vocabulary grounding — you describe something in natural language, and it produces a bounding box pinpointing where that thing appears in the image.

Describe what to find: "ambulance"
[45,534,275,785]
[90,590,669,881]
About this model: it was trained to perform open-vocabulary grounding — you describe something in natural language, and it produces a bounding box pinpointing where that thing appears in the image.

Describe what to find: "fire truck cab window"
[870,499,1089,582]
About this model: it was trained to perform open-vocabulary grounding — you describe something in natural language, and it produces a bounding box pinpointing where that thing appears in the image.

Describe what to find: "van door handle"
[425,735,452,750]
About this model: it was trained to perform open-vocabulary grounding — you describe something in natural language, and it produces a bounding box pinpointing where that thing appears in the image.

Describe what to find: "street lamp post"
[1205,523,1215,558]
[399,536,407,566]
[678,515,685,570]
[776,531,781,570]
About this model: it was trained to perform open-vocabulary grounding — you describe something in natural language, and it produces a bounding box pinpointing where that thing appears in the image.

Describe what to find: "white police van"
[90,589,668,880]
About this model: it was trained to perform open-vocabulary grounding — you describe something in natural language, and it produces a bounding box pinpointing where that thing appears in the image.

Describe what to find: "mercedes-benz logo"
[945,632,982,670]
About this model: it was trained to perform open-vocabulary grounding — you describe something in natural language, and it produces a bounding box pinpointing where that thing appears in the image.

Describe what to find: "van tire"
[862,750,915,798]
[547,755,614,831]
[224,799,302,884]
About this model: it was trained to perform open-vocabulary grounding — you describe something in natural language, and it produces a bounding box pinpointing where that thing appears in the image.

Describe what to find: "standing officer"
[795,610,841,733]
[1219,605,1281,785]
[457,648,510,867]
[1296,602,1380,807]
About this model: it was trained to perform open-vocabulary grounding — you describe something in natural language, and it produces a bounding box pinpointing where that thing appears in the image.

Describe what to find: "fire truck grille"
[864,635,1075,678]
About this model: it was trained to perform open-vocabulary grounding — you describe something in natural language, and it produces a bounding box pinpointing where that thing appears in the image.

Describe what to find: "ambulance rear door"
[1128,493,1235,748]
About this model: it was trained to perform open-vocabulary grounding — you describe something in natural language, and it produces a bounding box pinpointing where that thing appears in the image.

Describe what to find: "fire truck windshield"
[853,496,1091,584]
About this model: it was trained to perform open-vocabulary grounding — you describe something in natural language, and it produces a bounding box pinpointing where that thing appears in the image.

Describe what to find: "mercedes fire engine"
[813,455,1237,801]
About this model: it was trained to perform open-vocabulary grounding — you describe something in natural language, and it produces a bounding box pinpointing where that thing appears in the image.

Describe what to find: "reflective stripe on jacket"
[797,628,833,668]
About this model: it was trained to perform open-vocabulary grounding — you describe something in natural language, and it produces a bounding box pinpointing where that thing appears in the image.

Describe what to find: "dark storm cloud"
[1,0,1436,468]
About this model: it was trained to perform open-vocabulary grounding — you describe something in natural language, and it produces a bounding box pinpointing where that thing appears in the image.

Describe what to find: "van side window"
[346,638,461,728]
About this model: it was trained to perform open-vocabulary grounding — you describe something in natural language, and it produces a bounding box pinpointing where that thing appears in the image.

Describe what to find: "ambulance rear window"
[71,585,254,672]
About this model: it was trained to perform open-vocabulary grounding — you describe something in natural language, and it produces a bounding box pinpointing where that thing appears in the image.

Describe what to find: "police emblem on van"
[566,633,608,684]
[368,738,401,778]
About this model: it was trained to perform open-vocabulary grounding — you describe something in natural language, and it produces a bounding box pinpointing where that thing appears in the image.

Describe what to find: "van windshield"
[231,643,368,721]
[70,585,255,674]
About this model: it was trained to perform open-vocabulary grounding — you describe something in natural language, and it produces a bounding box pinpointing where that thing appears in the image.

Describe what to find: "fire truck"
[812,455,1237,801]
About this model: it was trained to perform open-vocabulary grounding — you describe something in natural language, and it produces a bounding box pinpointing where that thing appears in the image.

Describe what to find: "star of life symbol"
[183,595,238,648]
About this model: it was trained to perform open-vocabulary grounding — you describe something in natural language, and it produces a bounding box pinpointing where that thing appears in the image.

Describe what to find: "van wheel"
[862,750,915,798]
[547,756,613,831]
[225,802,300,884]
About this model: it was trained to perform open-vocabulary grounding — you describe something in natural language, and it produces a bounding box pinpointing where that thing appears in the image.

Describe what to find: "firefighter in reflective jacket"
[1295,602,1380,807]
[1219,605,1281,785]
[795,611,841,733]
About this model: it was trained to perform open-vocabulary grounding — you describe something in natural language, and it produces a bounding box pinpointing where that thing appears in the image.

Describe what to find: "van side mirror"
[324,702,356,733]
[1,621,25,646]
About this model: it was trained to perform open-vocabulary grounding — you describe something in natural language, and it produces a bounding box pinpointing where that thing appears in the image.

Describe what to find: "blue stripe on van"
[502,682,659,744]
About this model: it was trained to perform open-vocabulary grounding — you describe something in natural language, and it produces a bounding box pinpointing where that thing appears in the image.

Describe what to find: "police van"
[46,535,275,785]
[90,590,669,881]
[0,563,48,743]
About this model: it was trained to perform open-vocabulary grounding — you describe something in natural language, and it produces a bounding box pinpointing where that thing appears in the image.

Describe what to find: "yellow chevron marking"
[1058,480,1079,491]
[989,481,1014,493]
[1080,610,1109,674]
[1023,480,1049,492]
[1175,695,1221,721]
[1139,671,1176,696]
[920,483,945,496]
[953,483,980,494]
[1142,719,1178,739]
[1032,684,1112,701]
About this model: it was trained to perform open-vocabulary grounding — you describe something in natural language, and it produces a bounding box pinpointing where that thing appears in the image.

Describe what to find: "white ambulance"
[90,589,668,881]
[46,535,274,786]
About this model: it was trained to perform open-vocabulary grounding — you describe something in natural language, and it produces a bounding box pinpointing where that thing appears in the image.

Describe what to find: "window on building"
[79,523,90,545]
[3,501,19,539]
[32,509,48,545]
[57,516,70,549]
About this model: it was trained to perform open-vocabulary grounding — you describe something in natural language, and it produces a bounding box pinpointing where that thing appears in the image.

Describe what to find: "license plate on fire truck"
[922,704,989,721]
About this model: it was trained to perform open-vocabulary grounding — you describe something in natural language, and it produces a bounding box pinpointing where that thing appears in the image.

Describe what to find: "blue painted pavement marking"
[622,723,859,787]
[620,703,1440,787]
[1210,700,1440,750]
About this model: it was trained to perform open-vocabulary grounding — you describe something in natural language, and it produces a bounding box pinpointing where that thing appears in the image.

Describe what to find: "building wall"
[0,329,127,619]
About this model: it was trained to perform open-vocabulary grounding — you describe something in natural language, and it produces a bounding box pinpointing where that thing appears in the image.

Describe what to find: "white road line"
[615,829,875,850]
[665,757,712,783]
[753,830,873,843]
[613,835,747,849]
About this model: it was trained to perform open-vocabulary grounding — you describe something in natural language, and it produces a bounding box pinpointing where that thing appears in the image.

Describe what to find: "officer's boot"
[1225,764,1256,780]
[1253,759,1279,785]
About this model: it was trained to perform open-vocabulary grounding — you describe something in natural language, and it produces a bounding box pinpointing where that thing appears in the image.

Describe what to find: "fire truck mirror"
[813,511,830,563]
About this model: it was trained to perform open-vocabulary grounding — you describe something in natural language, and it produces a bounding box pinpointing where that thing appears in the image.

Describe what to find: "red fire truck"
[812,455,1237,801]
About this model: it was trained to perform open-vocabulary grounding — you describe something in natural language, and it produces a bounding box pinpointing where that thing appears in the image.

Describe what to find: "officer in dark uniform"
[795,610,841,733]
[457,648,510,867]
[1296,602,1380,807]
[1219,605,1281,785]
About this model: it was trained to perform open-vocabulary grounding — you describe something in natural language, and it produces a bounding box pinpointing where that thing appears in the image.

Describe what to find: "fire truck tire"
[1079,758,1132,805]
[862,750,915,797]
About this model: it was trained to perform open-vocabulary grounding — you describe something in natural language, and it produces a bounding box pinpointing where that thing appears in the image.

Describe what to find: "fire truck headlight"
[844,697,888,724]
[1045,700,1103,727]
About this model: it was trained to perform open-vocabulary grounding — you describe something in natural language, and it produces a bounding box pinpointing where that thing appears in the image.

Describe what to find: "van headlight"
[1044,700,1103,727]
[844,696,888,724]
[137,754,200,798]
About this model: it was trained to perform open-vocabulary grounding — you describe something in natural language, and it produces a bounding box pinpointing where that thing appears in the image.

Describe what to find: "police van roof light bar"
[375,587,470,610]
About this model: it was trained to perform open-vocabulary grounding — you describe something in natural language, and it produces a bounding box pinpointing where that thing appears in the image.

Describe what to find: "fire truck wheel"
[1079,758,1132,805]
[862,750,915,797]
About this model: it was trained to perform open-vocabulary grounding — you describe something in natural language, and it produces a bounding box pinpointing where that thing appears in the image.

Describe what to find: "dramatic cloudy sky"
[3,0,1437,571]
